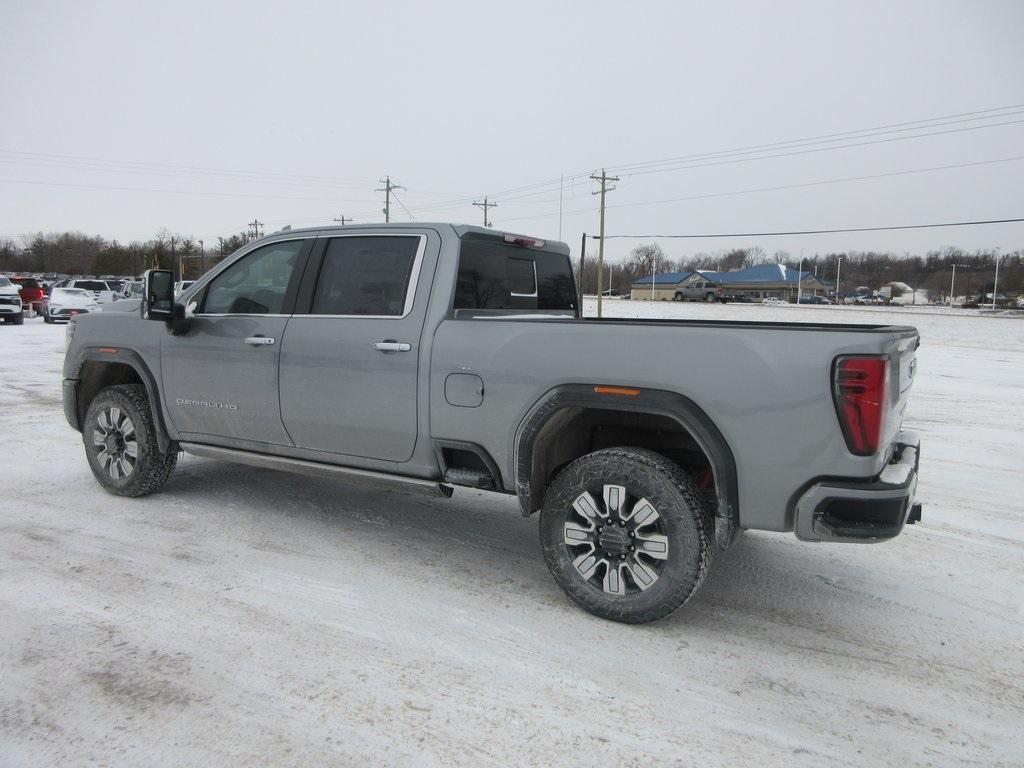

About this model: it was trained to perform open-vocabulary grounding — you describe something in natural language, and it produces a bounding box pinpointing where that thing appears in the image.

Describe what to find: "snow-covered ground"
[1,305,1021,767]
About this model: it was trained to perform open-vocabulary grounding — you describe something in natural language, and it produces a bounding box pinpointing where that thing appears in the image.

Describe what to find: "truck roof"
[254,222,571,255]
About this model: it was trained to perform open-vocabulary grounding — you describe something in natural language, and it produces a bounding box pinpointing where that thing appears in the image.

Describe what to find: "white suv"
[0,276,23,324]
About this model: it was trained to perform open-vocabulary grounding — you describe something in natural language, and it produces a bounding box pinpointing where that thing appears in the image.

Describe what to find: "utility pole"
[558,174,564,241]
[578,233,587,314]
[992,247,1002,309]
[199,239,205,275]
[590,168,619,318]
[333,213,354,225]
[248,219,264,240]
[949,263,966,307]
[797,248,804,304]
[170,236,179,281]
[835,256,843,299]
[377,176,404,223]
[472,197,497,228]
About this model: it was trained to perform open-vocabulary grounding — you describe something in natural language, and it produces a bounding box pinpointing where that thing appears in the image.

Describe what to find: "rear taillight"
[833,356,889,456]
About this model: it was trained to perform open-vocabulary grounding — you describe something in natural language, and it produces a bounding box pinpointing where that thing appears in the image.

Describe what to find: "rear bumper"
[48,309,90,321]
[795,431,921,543]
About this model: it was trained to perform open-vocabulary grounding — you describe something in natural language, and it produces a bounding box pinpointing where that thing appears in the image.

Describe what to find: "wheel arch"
[68,348,172,452]
[514,384,739,545]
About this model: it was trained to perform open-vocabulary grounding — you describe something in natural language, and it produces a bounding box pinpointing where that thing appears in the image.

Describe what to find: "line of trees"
[2,231,1020,301]
[577,243,1023,300]
[0,230,255,279]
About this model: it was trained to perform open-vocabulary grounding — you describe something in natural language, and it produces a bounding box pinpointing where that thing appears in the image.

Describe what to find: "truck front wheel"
[539,447,713,623]
[82,384,177,497]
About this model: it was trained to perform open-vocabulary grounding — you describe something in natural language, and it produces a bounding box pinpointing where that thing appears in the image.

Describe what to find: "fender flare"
[513,384,739,543]
[67,347,172,452]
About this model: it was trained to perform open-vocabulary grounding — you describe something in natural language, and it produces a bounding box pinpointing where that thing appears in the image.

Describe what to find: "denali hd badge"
[176,398,238,410]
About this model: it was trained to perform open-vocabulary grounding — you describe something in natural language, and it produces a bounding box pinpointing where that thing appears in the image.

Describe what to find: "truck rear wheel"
[82,384,177,497]
[539,447,713,623]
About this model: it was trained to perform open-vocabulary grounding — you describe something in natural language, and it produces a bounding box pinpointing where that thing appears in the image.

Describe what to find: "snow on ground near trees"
[0,304,1021,767]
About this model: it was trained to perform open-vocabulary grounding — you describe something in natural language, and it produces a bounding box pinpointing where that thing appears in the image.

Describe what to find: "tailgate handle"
[373,340,411,353]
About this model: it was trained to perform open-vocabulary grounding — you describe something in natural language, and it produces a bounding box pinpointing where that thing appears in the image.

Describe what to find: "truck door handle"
[244,335,276,346]
[372,340,411,353]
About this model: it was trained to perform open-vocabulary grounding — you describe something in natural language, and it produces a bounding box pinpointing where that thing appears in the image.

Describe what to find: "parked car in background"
[11,277,46,313]
[798,296,831,305]
[723,293,753,303]
[118,279,145,301]
[44,287,103,323]
[762,296,785,305]
[174,280,196,296]
[673,276,725,303]
[0,276,24,324]
[66,279,117,304]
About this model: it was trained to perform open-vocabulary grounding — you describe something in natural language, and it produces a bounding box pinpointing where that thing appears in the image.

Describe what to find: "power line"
[604,105,1024,175]
[0,177,377,203]
[618,118,1024,180]
[391,190,416,221]
[393,102,1024,213]
[338,111,1024,221]
[0,157,382,193]
[598,216,1024,239]
[496,154,1024,224]
[333,213,354,225]
[248,219,264,239]
[0,148,377,186]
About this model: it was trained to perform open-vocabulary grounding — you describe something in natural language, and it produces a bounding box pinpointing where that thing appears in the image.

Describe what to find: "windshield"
[53,288,89,299]
[0,277,10,287]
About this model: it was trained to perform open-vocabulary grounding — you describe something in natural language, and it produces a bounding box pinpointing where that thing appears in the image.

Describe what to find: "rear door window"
[311,235,421,316]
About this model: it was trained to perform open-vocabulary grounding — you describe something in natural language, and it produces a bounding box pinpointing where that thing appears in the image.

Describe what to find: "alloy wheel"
[92,407,138,480]
[563,484,670,596]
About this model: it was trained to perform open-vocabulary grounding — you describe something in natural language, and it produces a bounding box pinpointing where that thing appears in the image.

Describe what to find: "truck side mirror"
[142,269,174,321]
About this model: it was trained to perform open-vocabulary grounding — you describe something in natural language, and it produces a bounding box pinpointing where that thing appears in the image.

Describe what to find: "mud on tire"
[82,384,177,497]
[539,447,713,624]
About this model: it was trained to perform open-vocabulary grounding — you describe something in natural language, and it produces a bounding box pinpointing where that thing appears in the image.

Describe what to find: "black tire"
[82,384,177,497]
[11,312,23,325]
[43,308,53,323]
[673,292,683,302]
[540,447,713,624]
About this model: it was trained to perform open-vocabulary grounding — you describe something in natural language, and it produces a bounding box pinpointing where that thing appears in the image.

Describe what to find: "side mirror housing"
[142,269,174,321]
[168,301,192,335]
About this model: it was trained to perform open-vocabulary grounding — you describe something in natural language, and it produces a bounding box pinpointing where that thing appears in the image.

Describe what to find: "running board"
[179,442,454,497]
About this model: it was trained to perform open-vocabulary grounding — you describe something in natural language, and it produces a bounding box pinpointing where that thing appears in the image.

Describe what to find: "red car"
[11,278,46,313]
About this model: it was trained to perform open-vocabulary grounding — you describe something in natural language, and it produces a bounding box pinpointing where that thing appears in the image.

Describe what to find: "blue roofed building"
[630,263,828,301]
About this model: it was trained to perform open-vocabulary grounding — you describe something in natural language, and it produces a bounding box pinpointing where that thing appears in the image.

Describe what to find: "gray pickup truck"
[62,224,922,623]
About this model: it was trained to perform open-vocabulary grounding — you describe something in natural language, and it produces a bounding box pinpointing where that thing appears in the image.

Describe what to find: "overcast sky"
[1,0,1022,264]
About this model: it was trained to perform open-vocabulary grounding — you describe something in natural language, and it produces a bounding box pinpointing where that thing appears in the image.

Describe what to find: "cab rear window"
[454,239,576,311]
